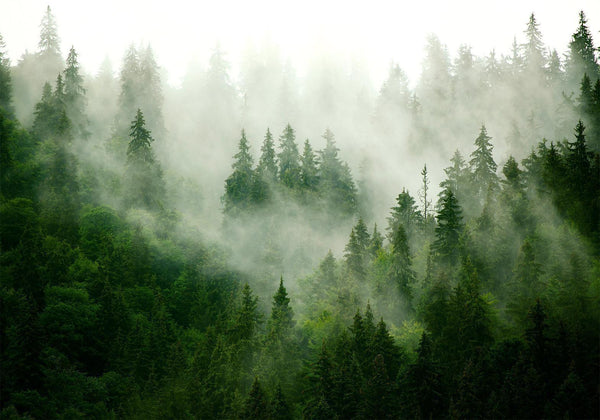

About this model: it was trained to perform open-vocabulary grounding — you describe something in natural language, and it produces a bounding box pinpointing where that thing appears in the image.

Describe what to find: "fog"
[2,2,599,312]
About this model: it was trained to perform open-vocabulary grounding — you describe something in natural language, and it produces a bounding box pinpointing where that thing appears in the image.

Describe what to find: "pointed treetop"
[38,5,60,55]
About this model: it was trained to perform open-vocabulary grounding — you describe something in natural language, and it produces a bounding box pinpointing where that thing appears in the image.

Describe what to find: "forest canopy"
[0,6,599,419]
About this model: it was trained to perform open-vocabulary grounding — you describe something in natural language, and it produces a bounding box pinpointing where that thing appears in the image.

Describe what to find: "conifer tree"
[223,130,255,214]
[242,377,269,419]
[0,34,13,115]
[387,188,420,240]
[63,46,88,138]
[277,124,300,189]
[127,109,155,164]
[256,128,278,182]
[433,188,463,265]
[389,223,415,303]
[344,228,366,282]
[38,6,60,57]
[566,11,599,86]
[268,277,295,340]
[300,139,319,191]
[369,224,383,257]
[469,124,498,199]
[440,150,469,201]
[232,283,261,343]
[522,13,546,73]
[419,164,432,220]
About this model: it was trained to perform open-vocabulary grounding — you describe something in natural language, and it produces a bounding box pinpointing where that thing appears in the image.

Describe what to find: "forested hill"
[1,7,599,419]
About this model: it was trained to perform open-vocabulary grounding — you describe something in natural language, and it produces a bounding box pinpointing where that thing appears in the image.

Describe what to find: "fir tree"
[127,109,155,164]
[300,139,319,191]
[0,34,13,115]
[369,224,383,257]
[277,124,301,189]
[242,377,269,419]
[389,223,415,303]
[63,46,88,138]
[256,128,278,183]
[433,188,463,265]
[387,188,420,240]
[38,6,60,56]
[268,277,295,340]
[223,130,255,214]
[566,11,599,86]
[419,163,432,220]
[469,124,498,199]
[522,13,546,73]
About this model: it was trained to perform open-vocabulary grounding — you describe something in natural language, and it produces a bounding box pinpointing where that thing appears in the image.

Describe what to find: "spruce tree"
[300,139,319,191]
[386,188,420,240]
[223,130,255,214]
[256,128,278,182]
[268,277,295,340]
[0,34,13,115]
[127,109,155,164]
[63,46,88,138]
[277,124,301,189]
[433,188,463,265]
[242,377,269,419]
[566,11,599,86]
[38,6,60,57]
[419,164,432,220]
[522,13,546,73]
[469,124,498,199]
[389,223,415,303]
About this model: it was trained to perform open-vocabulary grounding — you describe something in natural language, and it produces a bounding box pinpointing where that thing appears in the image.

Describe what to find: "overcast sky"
[2,0,599,87]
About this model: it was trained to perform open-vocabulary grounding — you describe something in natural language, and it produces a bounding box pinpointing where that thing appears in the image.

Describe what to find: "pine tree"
[300,139,319,191]
[268,277,295,340]
[242,377,269,419]
[0,34,13,115]
[440,150,469,200]
[387,188,420,240]
[319,128,357,215]
[124,109,164,209]
[433,188,463,265]
[522,13,546,73]
[566,11,599,87]
[344,228,366,283]
[223,130,255,214]
[38,6,60,57]
[469,124,498,199]
[256,128,278,182]
[127,109,155,164]
[63,46,88,139]
[389,223,415,303]
[369,224,383,257]
[419,164,432,220]
[278,124,301,189]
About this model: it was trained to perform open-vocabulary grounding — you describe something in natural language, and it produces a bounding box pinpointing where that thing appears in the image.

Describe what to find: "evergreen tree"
[369,224,383,257]
[117,45,141,133]
[277,124,301,189]
[440,149,469,200]
[433,188,463,265]
[256,128,278,183]
[522,13,546,73]
[242,377,269,419]
[127,109,155,164]
[268,277,295,340]
[38,6,60,57]
[124,109,164,209]
[231,283,261,343]
[300,139,319,191]
[566,11,599,87]
[318,128,357,215]
[0,34,13,115]
[139,45,164,136]
[223,130,255,215]
[469,124,499,200]
[419,163,432,220]
[387,188,420,240]
[344,228,366,283]
[63,46,88,139]
[270,384,291,420]
[389,223,415,303]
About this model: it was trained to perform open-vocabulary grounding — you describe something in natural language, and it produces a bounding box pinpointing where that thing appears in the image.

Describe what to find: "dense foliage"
[1,7,599,419]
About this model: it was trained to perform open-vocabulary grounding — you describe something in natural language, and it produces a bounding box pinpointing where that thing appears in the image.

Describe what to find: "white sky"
[1,0,599,87]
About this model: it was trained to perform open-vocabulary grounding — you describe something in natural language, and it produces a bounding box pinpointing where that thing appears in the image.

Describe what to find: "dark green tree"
[300,139,319,191]
[389,223,415,303]
[242,377,269,419]
[432,188,463,265]
[0,34,13,115]
[267,277,295,340]
[63,46,88,139]
[256,128,278,183]
[566,11,599,87]
[223,130,255,215]
[469,124,498,199]
[277,124,300,189]
[386,188,420,240]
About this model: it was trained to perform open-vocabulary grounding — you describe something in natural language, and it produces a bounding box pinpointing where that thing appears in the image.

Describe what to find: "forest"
[0,5,599,419]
